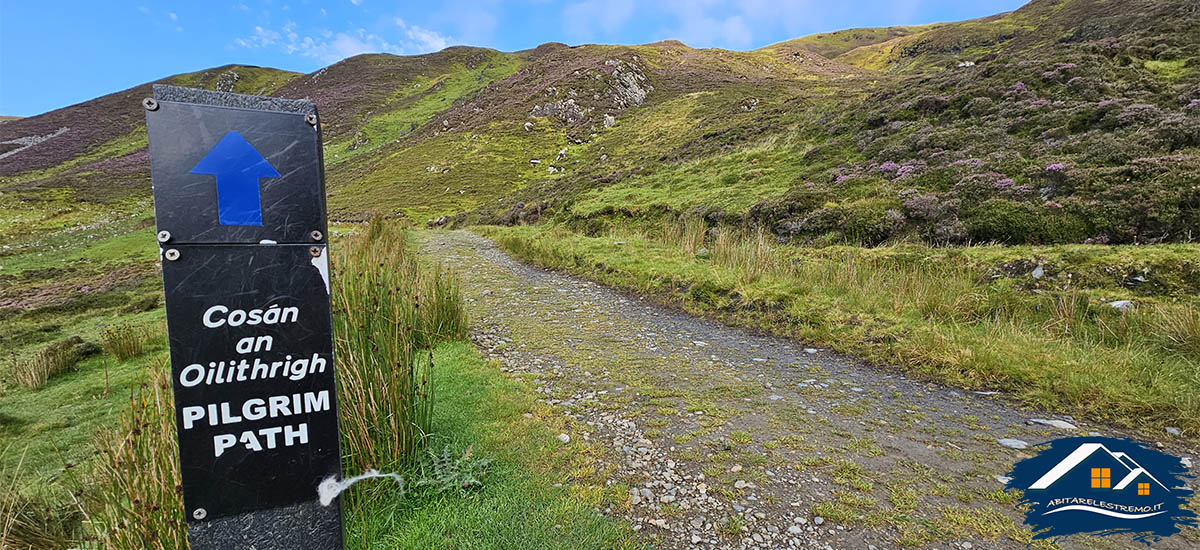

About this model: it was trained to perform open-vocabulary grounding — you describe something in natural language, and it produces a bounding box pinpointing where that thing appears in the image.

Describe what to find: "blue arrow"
[189,131,280,226]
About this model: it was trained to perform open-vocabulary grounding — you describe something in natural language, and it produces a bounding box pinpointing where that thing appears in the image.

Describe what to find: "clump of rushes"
[87,366,186,550]
[332,216,466,474]
[2,448,80,550]
[100,324,149,361]
[12,339,82,389]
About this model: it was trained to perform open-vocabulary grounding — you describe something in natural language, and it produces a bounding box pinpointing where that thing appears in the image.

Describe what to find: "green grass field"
[345,342,638,549]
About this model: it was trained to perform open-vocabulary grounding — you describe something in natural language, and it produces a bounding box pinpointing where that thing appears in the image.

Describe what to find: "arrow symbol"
[190,131,280,226]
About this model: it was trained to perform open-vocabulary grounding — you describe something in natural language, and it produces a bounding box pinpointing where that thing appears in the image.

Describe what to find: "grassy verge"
[344,341,637,549]
[478,223,1200,435]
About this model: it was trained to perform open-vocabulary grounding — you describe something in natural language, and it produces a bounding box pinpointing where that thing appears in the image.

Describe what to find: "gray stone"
[557,433,570,444]
[1031,265,1045,279]
[1108,300,1135,312]
[997,438,1029,450]
[1166,426,1182,436]
[813,516,824,526]
[1030,418,1077,430]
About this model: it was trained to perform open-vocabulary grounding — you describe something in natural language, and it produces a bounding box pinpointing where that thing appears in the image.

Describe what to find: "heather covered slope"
[1,0,1199,244]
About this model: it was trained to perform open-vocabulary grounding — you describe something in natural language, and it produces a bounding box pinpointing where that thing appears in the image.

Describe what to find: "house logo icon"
[1007,436,1196,543]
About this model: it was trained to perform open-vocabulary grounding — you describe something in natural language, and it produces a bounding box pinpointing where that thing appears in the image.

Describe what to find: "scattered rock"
[995,475,1013,484]
[997,438,1029,450]
[603,114,616,128]
[1108,300,1135,312]
[523,121,534,131]
[813,516,825,526]
[1031,265,1045,279]
[557,433,570,444]
[1165,426,1182,436]
[1030,418,1077,430]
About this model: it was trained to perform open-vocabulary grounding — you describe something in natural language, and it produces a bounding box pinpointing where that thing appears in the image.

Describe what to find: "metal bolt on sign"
[164,248,180,261]
[157,230,172,243]
[143,98,158,111]
[305,113,318,126]
[311,230,323,241]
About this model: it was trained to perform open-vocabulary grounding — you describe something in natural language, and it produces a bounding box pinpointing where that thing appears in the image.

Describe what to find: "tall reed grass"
[655,217,1200,363]
[87,366,185,550]
[332,220,466,473]
[3,448,78,550]
[100,324,150,361]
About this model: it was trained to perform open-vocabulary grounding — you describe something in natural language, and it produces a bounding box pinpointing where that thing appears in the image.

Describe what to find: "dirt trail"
[419,230,1195,550]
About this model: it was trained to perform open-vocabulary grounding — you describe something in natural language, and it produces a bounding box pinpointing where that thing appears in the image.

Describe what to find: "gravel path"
[419,230,1196,550]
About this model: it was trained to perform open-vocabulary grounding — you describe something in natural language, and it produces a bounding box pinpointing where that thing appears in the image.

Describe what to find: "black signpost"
[146,85,342,549]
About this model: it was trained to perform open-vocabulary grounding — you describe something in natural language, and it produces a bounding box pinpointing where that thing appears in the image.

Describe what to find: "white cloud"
[563,0,636,39]
[234,3,250,13]
[234,25,282,48]
[649,0,825,49]
[653,0,756,48]
[349,0,362,5]
[395,18,451,52]
[168,12,178,21]
[237,18,453,64]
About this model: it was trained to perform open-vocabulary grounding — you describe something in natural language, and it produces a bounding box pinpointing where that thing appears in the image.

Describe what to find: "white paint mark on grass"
[317,470,404,506]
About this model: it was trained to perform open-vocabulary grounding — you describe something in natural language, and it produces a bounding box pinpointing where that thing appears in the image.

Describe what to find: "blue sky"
[0,1,1027,117]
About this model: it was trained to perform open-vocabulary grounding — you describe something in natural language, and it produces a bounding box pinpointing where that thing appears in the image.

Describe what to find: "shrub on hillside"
[841,199,902,245]
[964,199,1087,243]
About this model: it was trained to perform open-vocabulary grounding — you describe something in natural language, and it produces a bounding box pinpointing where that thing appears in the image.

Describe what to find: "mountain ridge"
[2,0,1198,245]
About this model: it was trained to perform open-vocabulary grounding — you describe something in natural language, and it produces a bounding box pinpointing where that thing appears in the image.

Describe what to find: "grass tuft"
[333,218,467,475]
[11,340,82,389]
[87,366,186,549]
[100,324,150,361]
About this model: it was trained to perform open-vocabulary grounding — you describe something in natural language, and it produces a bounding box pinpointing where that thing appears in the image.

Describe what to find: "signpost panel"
[146,84,342,549]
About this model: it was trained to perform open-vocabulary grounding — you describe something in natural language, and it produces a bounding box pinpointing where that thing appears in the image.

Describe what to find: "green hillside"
[3,0,1198,245]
